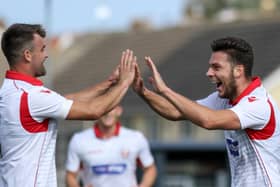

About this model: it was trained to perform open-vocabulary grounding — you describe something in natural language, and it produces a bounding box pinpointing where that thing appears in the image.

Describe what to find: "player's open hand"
[145,56,167,94]
[119,49,136,86]
[132,63,146,95]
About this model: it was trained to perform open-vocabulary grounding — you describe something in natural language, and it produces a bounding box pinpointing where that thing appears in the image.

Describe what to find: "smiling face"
[206,51,238,100]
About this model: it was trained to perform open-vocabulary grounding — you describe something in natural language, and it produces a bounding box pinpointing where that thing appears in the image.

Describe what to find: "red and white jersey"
[197,77,280,187]
[66,123,154,187]
[0,71,73,187]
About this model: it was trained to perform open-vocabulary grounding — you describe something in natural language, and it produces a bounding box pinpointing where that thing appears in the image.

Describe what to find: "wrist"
[118,80,130,90]
[139,87,149,98]
[159,86,170,96]
[119,78,133,87]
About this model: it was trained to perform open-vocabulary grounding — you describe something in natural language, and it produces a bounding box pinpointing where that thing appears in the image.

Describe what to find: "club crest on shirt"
[40,89,51,94]
[121,149,130,159]
[226,138,239,157]
[248,96,258,102]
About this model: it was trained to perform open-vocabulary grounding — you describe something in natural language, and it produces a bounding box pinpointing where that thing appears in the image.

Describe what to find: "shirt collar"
[93,121,121,139]
[5,70,43,86]
[230,76,262,106]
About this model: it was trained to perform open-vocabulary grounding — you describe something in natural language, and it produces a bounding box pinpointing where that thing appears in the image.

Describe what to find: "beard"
[219,72,237,100]
[34,65,46,77]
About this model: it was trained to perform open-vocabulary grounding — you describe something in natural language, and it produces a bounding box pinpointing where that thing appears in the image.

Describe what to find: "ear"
[233,65,243,78]
[23,49,32,62]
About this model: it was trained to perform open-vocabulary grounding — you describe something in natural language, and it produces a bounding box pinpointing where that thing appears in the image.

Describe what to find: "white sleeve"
[65,134,81,172]
[230,97,270,130]
[28,88,73,121]
[137,133,154,168]
[197,92,227,110]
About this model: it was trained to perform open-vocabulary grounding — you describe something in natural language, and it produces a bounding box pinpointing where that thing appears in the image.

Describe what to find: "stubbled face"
[98,107,121,128]
[30,33,48,77]
[206,51,237,100]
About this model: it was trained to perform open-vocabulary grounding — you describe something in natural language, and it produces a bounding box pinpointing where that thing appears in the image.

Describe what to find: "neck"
[97,124,117,139]
[10,64,34,77]
[232,77,252,101]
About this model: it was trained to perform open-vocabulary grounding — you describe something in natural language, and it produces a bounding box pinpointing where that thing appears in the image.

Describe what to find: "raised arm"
[64,66,119,101]
[144,57,241,130]
[133,62,183,120]
[66,50,136,120]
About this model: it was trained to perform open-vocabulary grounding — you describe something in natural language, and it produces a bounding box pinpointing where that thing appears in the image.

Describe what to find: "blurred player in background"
[0,23,136,187]
[65,105,157,187]
[133,37,280,186]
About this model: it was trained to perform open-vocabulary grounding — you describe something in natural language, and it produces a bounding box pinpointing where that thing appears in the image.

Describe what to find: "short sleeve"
[230,97,270,130]
[28,88,73,121]
[137,133,154,168]
[65,134,81,172]
[197,92,228,110]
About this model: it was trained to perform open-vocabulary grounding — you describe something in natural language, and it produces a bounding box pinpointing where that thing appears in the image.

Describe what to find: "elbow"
[165,116,182,121]
[161,115,184,121]
[164,111,185,121]
[200,119,217,130]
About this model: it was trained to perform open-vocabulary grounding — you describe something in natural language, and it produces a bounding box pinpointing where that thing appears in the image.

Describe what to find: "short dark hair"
[211,36,254,78]
[1,23,46,66]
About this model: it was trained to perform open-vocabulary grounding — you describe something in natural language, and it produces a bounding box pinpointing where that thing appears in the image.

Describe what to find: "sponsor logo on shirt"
[226,138,239,157]
[92,163,127,175]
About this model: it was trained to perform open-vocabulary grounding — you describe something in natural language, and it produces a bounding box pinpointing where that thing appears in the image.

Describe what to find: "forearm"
[140,88,183,121]
[139,165,157,187]
[66,49,136,120]
[93,80,130,115]
[66,173,80,187]
[66,80,130,120]
[161,87,218,129]
[65,80,113,101]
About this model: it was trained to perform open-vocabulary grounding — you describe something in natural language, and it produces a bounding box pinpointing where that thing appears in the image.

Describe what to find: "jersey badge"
[248,96,257,102]
[40,89,51,93]
[121,149,130,159]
